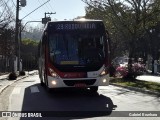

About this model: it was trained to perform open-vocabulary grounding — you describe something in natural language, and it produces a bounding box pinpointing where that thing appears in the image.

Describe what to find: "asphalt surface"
[1,71,160,94]
[0,75,160,120]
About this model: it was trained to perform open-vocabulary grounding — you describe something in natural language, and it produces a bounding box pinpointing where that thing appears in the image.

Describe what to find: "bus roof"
[47,19,103,24]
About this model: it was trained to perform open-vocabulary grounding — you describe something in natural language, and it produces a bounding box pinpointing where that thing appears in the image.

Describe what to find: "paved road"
[0,75,160,120]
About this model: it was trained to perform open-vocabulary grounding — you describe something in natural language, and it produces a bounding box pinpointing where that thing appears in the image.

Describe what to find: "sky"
[19,0,87,27]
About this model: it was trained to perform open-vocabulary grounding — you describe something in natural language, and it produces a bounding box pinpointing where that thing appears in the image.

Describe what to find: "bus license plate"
[74,83,86,87]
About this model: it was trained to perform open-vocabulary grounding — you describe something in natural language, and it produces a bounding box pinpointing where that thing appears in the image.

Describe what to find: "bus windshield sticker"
[60,61,79,65]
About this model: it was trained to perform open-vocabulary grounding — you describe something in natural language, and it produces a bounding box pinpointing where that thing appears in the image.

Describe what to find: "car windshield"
[49,33,105,66]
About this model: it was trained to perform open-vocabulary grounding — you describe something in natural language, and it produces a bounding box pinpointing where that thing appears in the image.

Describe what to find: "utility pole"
[14,0,20,73]
[14,0,26,73]
[15,0,48,74]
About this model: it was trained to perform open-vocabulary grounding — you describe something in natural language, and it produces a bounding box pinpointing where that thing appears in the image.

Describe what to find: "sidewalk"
[0,74,9,80]
[0,70,38,80]
[136,75,160,83]
[0,70,38,94]
[110,74,160,96]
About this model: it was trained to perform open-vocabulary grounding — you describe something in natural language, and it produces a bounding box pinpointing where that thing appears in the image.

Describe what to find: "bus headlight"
[51,80,57,85]
[103,79,107,83]
[49,68,59,78]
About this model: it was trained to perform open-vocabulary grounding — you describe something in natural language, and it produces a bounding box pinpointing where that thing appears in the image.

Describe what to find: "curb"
[0,76,9,81]
[0,71,38,80]
[0,76,28,94]
[0,71,38,94]
[0,78,7,80]
[110,83,160,96]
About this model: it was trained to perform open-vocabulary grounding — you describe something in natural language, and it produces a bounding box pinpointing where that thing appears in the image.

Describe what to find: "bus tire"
[90,86,98,93]
[43,72,51,92]
[46,86,52,93]
[43,71,48,86]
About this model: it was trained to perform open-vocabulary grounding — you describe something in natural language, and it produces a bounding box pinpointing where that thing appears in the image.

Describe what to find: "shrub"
[8,72,17,80]
[19,71,25,76]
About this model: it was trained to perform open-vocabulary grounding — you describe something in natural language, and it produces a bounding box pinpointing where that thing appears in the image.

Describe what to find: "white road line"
[30,86,40,93]
[11,87,21,95]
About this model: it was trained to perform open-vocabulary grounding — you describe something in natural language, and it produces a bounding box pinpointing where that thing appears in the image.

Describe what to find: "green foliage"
[22,38,38,46]
[110,78,160,93]
[83,0,160,61]
[19,71,25,76]
[0,28,15,56]
[84,1,130,58]
[21,38,38,70]
[8,72,17,80]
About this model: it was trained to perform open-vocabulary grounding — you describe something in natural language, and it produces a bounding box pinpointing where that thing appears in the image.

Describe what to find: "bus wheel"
[90,86,98,93]
[46,86,52,93]
[45,79,52,93]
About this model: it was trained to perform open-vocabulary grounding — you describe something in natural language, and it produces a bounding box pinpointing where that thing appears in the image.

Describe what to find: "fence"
[0,55,38,74]
[147,61,160,74]
[0,56,14,74]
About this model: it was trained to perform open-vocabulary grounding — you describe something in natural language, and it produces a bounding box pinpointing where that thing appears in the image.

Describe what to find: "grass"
[110,78,160,93]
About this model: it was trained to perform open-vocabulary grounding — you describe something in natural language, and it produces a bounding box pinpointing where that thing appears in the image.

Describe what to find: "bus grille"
[63,79,96,86]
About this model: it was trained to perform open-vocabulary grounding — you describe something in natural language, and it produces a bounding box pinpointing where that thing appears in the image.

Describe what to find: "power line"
[39,0,54,13]
[21,0,51,20]
[0,0,5,7]
[41,0,52,11]
[37,0,48,13]
[37,0,49,12]
[45,2,53,12]
[8,0,16,13]
[4,0,14,13]
[38,0,42,5]
[20,9,34,20]
[47,0,55,12]
[11,0,16,8]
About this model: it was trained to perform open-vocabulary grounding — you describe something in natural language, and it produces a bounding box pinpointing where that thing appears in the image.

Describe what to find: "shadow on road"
[20,83,117,120]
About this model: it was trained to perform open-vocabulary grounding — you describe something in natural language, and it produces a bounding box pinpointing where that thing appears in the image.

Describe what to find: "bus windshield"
[49,32,105,67]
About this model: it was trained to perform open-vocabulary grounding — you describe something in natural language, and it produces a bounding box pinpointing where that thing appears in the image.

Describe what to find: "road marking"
[30,86,39,93]
[11,87,21,95]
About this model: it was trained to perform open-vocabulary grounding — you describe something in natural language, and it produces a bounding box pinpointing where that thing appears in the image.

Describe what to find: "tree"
[0,28,15,72]
[21,38,38,70]
[20,24,43,71]
[0,0,14,30]
[83,0,134,58]
[21,24,43,41]
[0,0,15,73]
[82,0,160,75]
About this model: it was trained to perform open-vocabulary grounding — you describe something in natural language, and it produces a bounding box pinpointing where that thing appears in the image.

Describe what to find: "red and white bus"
[38,19,111,92]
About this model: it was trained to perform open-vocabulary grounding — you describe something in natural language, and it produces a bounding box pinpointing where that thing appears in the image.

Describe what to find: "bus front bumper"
[47,74,110,88]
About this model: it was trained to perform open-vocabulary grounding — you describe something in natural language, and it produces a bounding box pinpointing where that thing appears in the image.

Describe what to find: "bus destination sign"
[56,23,96,30]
